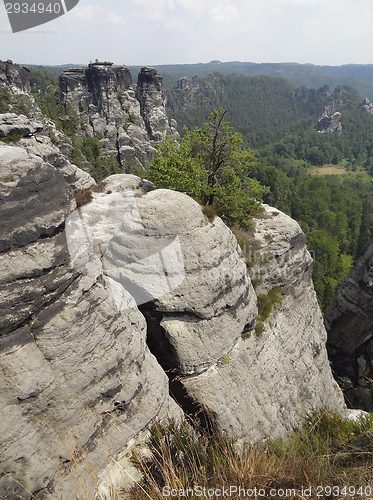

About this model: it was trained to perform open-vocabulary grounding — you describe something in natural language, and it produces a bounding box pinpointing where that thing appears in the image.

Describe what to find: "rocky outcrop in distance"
[361,98,373,114]
[325,245,373,412]
[317,110,343,133]
[0,60,30,93]
[0,128,348,497]
[59,62,178,172]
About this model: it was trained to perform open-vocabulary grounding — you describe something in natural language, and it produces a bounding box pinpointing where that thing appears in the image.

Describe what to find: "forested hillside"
[138,60,373,100]
[163,73,373,310]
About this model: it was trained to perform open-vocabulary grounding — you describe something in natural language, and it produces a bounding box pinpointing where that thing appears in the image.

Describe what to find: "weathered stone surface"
[59,64,177,171]
[0,113,43,137]
[99,188,257,376]
[0,60,30,92]
[179,205,345,441]
[136,67,170,141]
[0,164,179,499]
[325,245,373,411]
[241,205,312,295]
[0,144,72,253]
[317,111,343,133]
[0,114,95,192]
[0,272,177,499]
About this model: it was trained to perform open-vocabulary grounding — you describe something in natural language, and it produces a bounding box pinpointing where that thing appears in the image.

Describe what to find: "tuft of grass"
[257,286,281,322]
[202,204,217,223]
[75,189,93,208]
[221,351,231,365]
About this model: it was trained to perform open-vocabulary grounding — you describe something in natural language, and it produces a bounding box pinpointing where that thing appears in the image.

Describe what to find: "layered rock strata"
[164,205,345,442]
[325,245,373,411]
[0,60,30,93]
[0,115,94,192]
[0,146,180,500]
[59,63,178,171]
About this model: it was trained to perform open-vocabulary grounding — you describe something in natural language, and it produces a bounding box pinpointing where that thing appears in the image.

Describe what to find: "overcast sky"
[0,0,372,67]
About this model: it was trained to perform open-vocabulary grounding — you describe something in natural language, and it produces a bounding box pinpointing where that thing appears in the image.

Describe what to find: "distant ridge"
[20,60,373,99]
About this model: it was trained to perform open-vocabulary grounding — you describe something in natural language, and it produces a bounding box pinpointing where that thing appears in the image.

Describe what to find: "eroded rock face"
[0,60,30,93]
[107,189,258,376]
[59,63,177,171]
[0,152,179,499]
[136,67,170,141]
[325,245,373,411]
[0,157,348,497]
[173,205,345,441]
[0,113,43,138]
[0,115,95,193]
[317,111,343,133]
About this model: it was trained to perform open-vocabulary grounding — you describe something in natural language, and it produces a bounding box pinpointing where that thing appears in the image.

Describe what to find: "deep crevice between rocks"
[139,304,218,435]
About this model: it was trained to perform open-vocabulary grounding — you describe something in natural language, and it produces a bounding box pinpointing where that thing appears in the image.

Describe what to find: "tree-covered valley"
[162,72,373,311]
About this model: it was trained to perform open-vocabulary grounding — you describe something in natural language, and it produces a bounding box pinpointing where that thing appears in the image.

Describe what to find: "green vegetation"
[0,87,13,114]
[163,76,373,311]
[1,135,21,144]
[7,65,373,310]
[140,60,373,99]
[0,86,32,116]
[149,108,268,228]
[71,136,121,182]
[254,286,282,336]
[129,411,373,500]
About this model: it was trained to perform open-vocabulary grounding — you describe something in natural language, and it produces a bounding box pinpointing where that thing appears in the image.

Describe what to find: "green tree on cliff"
[149,108,268,227]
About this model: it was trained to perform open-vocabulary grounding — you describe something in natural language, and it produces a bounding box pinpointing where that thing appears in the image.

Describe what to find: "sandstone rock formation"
[325,244,373,411]
[0,114,94,193]
[0,113,43,138]
[317,110,343,133]
[361,98,373,114]
[0,137,348,497]
[0,145,180,499]
[0,60,30,93]
[159,205,345,442]
[59,63,177,171]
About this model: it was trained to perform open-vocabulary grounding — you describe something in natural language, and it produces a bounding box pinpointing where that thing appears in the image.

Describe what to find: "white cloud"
[212,3,237,23]
[69,5,103,21]
[104,11,126,28]
[164,14,189,32]
[131,0,175,20]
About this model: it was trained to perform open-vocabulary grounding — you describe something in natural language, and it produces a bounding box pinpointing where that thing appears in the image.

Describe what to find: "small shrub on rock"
[75,189,93,207]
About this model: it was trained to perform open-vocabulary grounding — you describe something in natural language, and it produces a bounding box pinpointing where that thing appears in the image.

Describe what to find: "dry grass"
[310,165,347,175]
[128,411,373,500]
[75,189,93,208]
[2,411,373,499]
[202,204,217,222]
